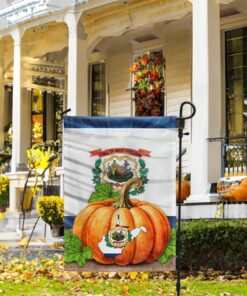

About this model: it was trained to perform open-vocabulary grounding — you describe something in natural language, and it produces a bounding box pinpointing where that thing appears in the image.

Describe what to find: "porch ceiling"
[93,15,191,54]
[21,22,68,57]
[220,0,247,16]
[83,0,192,54]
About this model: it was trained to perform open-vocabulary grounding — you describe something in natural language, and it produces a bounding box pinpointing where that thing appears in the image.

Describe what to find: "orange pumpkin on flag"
[73,178,171,265]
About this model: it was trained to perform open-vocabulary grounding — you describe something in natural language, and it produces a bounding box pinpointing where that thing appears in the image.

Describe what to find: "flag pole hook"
[176,101,196,296]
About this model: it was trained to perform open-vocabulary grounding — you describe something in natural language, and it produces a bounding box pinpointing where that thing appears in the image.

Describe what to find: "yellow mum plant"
[36,195,64,225]
[26,142,60,197]
[27,144,51,170]
[0,175,9,209]
[0,175,9,195]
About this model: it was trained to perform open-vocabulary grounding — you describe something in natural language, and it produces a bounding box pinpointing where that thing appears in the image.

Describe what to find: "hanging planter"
[130,51,165,116]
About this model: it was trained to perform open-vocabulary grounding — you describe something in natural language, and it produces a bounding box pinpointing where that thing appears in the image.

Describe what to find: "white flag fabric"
[64,116,176,271]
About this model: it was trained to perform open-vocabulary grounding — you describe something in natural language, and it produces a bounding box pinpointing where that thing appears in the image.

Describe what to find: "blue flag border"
[64,116,177,129]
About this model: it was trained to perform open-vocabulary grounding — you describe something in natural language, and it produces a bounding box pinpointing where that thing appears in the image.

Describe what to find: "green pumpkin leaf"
[158,228,176,265]
[89,183,120,203]
[64,230,73,244]
[88,192,107,203]
[82,247,92,260]
[77,254,86,267]
[64,230,92,267]
[111,192,121,199]
[70,236,82,250]
[64,252,77,263]
[95,183,112,196]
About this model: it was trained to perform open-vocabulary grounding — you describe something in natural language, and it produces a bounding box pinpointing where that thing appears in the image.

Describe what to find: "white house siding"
[165,19,192,175]
[108,45,132,116]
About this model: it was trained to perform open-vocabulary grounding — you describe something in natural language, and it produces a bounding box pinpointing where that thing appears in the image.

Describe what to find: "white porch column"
[11,29,22,172]
[189,0,222,201]
[0,47,4,149]
[65,12,88,116]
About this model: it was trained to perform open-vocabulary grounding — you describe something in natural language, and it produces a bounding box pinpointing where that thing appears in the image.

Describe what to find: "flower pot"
[0,205,7,213]
[50,224,64,237]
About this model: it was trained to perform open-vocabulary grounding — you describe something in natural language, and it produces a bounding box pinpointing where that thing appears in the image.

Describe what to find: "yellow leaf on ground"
[23,272,33,280]
[14,264,23,271]
[118,272,127,279]
[141,272,149,280]
[51,243,63,249]
[0,244,8,250]
[129,272,138,280]
[122,285,129,295]
[0,213,5,220]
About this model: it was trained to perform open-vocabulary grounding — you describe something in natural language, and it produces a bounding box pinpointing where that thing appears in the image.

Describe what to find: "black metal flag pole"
[176,102,196,296]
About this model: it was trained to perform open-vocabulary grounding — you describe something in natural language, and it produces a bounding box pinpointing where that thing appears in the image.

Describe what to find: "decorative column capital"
[10,28,24,46]
[64,12,77,30]
[64,11,86,39]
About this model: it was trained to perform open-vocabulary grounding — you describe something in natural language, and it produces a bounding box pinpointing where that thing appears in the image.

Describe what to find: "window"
[226,27,247,136]
[31,89,64,144]
[90,63,106,116]
[131,50,165,116]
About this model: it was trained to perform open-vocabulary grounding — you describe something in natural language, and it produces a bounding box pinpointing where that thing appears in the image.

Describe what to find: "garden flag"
[63,116,177,271]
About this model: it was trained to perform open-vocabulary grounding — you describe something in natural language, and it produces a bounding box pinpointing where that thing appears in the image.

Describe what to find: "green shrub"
[180,219,247,271]
[0,189,9,207]
[0,191,9,207]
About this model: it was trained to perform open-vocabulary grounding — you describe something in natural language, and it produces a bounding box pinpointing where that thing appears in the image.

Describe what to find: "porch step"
[0,210,54,241]
[185,194,220,203]
[0,232,21,241]
[4,210,39,219]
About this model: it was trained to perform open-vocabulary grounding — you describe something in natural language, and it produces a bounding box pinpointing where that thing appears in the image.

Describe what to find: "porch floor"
[179,201,247,219]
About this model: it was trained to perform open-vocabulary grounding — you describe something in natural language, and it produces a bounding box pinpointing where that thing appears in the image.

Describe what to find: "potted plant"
[36,195,64,237]
[0,175,9,213]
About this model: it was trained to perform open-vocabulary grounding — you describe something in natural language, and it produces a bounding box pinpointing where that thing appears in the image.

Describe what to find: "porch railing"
[208,136,247,177]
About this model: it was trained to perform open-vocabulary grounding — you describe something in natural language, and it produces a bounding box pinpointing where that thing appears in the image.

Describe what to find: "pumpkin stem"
[113,177,143,208]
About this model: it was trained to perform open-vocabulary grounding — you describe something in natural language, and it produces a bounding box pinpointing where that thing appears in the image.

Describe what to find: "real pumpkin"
[223,178,247,201]
[73,178,171,265]
[176,181,190,203]
[232,186,247,201]
[240,178,247,187]
[223,184,238,201]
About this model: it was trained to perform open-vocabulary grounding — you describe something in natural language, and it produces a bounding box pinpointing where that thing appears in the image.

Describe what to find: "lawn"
[0,251,246,296]
[0,278,247,295]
